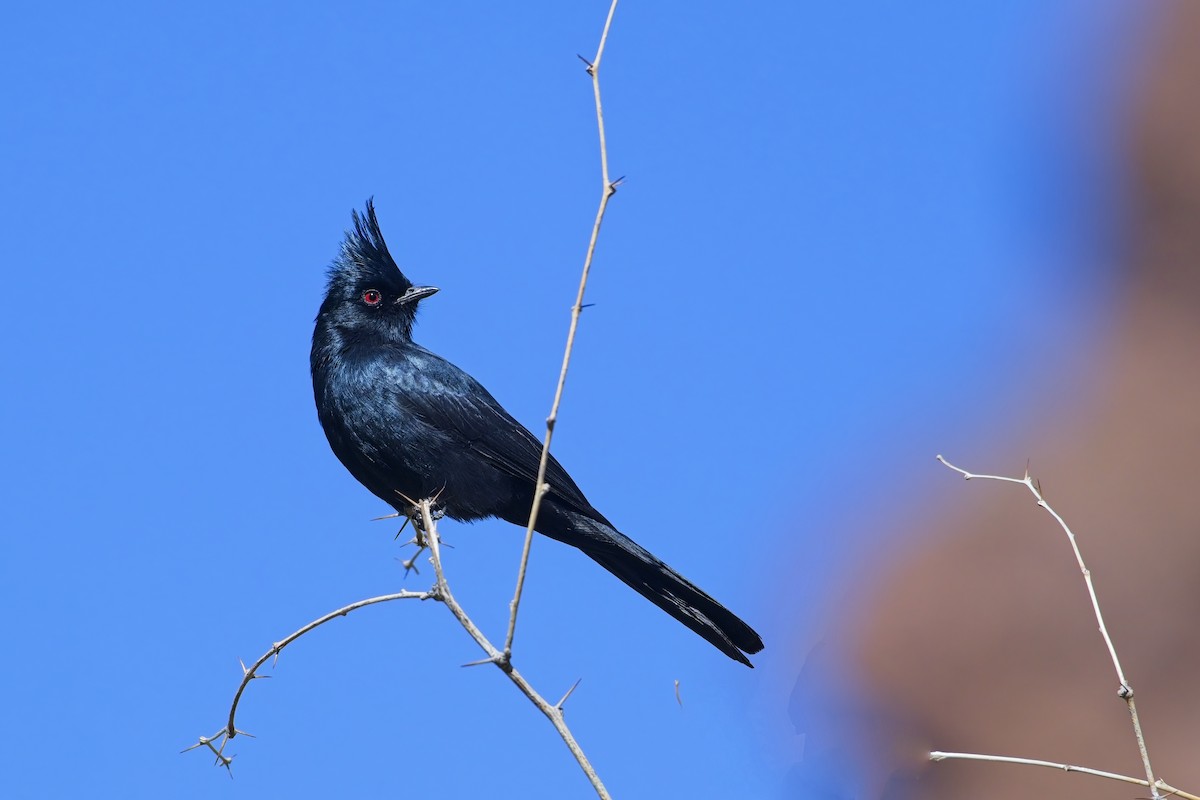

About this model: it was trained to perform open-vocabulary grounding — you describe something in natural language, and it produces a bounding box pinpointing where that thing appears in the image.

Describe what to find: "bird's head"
[317,199,439,341]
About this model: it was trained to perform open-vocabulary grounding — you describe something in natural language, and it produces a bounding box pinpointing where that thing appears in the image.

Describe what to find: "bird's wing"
[398,350,597,516]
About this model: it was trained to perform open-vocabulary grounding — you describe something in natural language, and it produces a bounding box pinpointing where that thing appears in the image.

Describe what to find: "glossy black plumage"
[311,200,764,666]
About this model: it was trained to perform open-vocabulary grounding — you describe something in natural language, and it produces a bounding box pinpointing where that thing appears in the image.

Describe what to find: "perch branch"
[418,500,610,799]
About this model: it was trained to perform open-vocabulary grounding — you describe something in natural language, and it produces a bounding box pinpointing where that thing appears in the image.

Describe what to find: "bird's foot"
[406,500,445,535]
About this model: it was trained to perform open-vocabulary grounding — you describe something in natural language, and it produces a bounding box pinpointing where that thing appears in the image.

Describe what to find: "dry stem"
[503,0,621,662]
[418,500,609,798]
[185,589,431,770]
[933,455,1173,798]
[930,752,1198,800]
[189,500,608,797]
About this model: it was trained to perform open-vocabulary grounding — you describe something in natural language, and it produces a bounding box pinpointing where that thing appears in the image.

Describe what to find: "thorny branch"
[188,499,608,796]
[504,0,622,663]
[931,455,1185,799]
[185,589,431,771]
[417,500,610,798]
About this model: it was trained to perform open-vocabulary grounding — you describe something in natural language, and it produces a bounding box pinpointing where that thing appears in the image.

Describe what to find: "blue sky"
[1,2,1147,797]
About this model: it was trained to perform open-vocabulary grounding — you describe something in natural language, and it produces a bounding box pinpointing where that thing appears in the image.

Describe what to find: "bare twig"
[418,500,611,799]
[190,499,609,797]
[934,455,1164,797]
[929,752,1199,800]
[187,589,431,769]
[503,0,621,663]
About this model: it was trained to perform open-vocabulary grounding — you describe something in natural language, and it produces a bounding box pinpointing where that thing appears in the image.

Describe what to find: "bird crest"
[326,198,414,296]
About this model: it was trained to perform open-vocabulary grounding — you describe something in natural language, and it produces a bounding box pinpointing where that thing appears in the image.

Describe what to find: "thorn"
[392,517,411,540]
[233,728,256,739]
[556,678,583,710]
[577,53,594,71]
[461,654,503,668]
[239,658,250,677]
[372,511,402,521]
[580,303,596,310]
[674,679,683,707]
[182,733,221,754]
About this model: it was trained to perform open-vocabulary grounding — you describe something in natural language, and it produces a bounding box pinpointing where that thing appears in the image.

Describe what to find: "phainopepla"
[311,200,764,666]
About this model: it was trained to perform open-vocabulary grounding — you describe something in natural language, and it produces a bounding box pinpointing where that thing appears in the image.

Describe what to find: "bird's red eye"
[362,289,382,305]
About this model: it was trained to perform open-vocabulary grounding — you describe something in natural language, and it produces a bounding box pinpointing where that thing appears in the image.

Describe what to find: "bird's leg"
[411,499,446,528]
[390,493,453,580]
[404,498,445,543]
[425,486,448,524]
[391,491,438,539]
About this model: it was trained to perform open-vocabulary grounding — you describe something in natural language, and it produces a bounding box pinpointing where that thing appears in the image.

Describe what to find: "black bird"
[311,200,764,666]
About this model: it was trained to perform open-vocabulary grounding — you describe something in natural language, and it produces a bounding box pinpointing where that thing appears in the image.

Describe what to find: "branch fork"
[931,455,1183,799]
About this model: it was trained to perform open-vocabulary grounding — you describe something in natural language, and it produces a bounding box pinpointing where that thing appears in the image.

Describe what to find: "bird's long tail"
[529,502,764,666]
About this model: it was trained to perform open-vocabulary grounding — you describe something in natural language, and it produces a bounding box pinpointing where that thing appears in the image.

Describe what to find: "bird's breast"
[314,355,441,508]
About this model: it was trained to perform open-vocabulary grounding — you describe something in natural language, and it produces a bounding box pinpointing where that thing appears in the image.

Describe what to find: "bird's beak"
[398,285,439,305]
